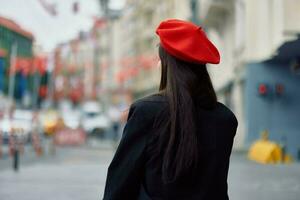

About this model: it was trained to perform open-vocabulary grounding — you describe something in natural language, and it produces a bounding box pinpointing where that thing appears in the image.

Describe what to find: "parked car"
[61,109,81,130]
[0,115,12,144]
[13,109,33,134]
[80,101,110,136]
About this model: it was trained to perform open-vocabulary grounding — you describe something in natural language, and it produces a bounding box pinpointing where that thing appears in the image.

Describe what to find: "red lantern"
[258,84,268,95]
[39,86,48,98]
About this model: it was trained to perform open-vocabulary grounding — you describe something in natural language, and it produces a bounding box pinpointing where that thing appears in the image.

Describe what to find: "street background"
[1,0,300,199]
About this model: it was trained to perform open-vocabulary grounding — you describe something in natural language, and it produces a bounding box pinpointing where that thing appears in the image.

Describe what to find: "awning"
[267,35,300,63]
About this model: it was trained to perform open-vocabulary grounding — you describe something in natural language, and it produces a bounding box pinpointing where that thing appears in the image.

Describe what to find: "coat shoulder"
[215,102,238,128]
[131,94,168,114]
[134,93,167,104]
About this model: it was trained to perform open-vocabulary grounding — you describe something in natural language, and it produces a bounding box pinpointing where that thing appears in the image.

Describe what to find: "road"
[0,144,300,200]
[0,143,114,200]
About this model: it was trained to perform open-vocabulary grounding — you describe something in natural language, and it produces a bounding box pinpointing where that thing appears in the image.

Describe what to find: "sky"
[0,0,124,52]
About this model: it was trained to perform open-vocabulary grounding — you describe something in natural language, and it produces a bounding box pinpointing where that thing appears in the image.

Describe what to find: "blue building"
[245,36,300,159]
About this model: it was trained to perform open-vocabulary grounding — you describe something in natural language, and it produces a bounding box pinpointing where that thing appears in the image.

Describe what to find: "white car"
[13,109,33,132]
[61,109,81,130]
[0,115,12,144]
[81,101,110,135]
[12,109,34,142]
[0,109,33,144]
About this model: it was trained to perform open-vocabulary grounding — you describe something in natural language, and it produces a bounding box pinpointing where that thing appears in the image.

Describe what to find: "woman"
[103,19,238,200]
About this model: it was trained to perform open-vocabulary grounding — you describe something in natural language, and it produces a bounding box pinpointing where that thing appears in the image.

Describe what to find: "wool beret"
[156,19,220,64]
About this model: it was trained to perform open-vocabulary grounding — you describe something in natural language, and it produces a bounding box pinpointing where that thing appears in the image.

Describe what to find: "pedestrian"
[103,19,238,200]
[108,105,122,141]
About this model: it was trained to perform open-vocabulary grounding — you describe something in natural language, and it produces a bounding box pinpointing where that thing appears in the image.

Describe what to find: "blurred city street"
[1,0,300,199]
[0,144,300,200]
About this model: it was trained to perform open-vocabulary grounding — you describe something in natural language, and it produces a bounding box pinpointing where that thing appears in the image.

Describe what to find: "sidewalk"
[228,152,300,200]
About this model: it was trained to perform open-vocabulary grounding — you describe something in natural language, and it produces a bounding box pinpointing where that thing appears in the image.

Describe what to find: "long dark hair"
[156,45,217,183]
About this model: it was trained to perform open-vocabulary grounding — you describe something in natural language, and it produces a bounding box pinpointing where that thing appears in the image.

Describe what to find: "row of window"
[0,26,33,57]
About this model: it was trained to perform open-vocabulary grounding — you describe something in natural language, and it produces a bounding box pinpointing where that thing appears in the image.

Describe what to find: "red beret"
[156,19,220,64]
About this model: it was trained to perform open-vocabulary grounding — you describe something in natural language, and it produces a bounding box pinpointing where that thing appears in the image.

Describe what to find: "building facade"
[95,0,192,109]
[0,16,36,106]
[53,33,96,105]
[112,0,191,98]
[198,0,300,156]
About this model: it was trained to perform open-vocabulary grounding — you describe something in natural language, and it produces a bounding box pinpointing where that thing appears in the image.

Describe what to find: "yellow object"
[44,121,57,136]
[248,140,282,164]
[41,110,59,136]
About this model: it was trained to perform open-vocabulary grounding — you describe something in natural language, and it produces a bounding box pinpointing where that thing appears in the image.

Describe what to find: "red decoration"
[156,19,220,64]
[258,84,268,95]
[39,85,48,98]
[69,89,82,103]
[138,55,158,69]
[33,56,47,75]
[8,56,47,76]
[275,83,284,96]
[93,17,107,29]
[9,57,32,76]
[129,66,139,76]
[116,71,125,83]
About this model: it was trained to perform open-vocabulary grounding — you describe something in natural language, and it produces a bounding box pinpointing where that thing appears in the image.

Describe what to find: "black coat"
[103,94,238,200]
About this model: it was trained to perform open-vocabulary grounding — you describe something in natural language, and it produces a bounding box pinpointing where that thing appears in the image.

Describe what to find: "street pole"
[190,0,200,25]
[33,72,41,110]
[8,43,20,172]
[8,43,18,112]
[98,0,110,112]
[47,53,55,108]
